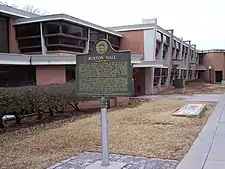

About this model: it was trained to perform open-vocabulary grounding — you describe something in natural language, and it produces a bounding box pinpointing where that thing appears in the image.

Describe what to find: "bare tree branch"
[0,1,48,15]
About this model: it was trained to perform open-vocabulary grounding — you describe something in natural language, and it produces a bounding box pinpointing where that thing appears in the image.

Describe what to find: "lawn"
[162,82,225,95]
[0,99,215,169]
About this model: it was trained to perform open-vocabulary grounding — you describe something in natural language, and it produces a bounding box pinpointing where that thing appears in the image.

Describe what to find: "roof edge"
[13,13,123,37]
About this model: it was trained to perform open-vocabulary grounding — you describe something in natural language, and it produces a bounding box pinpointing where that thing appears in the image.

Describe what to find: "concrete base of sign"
[85,161,127,169]
[173,104,206,117]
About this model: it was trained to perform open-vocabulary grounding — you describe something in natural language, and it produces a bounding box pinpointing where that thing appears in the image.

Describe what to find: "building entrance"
[215,71,223,83]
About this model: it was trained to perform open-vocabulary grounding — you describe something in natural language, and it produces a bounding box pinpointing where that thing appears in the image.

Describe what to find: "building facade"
[0,4,224,95]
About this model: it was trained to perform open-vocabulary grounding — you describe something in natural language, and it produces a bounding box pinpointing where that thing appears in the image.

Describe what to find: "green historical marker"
[76,39,132,168]
[76,39,133,97]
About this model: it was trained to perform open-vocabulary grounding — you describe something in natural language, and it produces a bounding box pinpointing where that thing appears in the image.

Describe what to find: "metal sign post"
[100,97,109,166]
[76,39,132,169]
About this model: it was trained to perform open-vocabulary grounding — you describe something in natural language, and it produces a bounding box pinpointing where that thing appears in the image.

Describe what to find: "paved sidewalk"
[176,93,225,169]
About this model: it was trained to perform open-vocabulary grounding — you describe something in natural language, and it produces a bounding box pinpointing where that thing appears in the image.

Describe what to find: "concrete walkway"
[176,93,225,169]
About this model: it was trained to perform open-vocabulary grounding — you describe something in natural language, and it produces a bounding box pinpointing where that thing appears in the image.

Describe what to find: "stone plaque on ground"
[173,104,206,117]
[76,39,133,97]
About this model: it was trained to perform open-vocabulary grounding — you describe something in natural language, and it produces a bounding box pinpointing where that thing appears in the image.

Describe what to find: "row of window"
[153,68,168,86]
[15,21,121,53]
[155,41,169,60]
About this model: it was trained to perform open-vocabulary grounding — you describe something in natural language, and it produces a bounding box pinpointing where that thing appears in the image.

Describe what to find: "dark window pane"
[90,29,106,41]
[108,34,120,46]
[16,23,40,37]
[154,68,161,76]
[43,21,60,34]
[0,65,36,87]
[0,16,9,53]
[18,38,41,47]
[20,47,42,53]
[60,37,85,47]
[47,46,83,53]
[61,21,87,37]
[46,37,60,45]
[89,41,95,51]
[66,66,76,82]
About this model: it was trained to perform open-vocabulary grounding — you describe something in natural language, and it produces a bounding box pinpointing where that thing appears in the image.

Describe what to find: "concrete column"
[143,18,157,61]
[40,22,47,55]
[166,29,174,86]
[184,40,191,81]
[145,67,154,95]
[83,28,90,53]
[179,38,183,60]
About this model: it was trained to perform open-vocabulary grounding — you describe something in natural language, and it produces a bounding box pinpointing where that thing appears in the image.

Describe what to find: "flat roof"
[13,13,123,37]
[0,4,39,18]
[108,23,155,31]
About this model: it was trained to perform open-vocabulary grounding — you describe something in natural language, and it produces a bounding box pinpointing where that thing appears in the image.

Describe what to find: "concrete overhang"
[133,60,168,68]
[0,53,143,65]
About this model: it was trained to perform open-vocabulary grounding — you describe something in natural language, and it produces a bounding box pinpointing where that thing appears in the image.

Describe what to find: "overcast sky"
[4,0,225,50]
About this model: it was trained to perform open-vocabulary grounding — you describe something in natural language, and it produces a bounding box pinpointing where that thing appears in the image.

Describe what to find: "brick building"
[0,4,224,96]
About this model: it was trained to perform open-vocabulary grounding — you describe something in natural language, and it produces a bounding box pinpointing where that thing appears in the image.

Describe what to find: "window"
[90,29,106,42]
[46,37,60,45]
[172,40,176,48]
[175,49,179,59]
[163,35,170,45]
[176,42,180,49]
[184,70,187,79]
[18,38,41,48]
[66,66,76,82]
[189,70,192,80]
[161,68,168,85]
[43,21,60,34]
[199,53,204,64]
[175,69,179,78]
[89,41,95,51]
[0,16,9,53]
[60,37,85,47]
[0,65,36,87]
[162,51,166,60]
[20,47,42,53]
[61,21,88,38]
[170,68,176,84]
[108,34,120,47]
[47,46,83,53]
[154,68,160,86]
[16,23,40,37]
[163,45,168,59]
[156,32,162,42]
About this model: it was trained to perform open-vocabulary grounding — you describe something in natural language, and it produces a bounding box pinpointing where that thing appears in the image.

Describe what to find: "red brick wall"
[8,18,20,53]
[204,52,225,80]
[120,30,144,53]
[36,66,66,85]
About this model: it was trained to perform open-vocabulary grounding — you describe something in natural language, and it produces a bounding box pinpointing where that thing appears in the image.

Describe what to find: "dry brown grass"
[162,82,225,95]
[0,99,215,169]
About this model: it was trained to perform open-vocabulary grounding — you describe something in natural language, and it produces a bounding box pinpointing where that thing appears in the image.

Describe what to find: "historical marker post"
[76,39,133,169]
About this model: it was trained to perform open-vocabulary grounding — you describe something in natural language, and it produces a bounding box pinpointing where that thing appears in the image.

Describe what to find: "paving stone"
[47,152,179,169]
